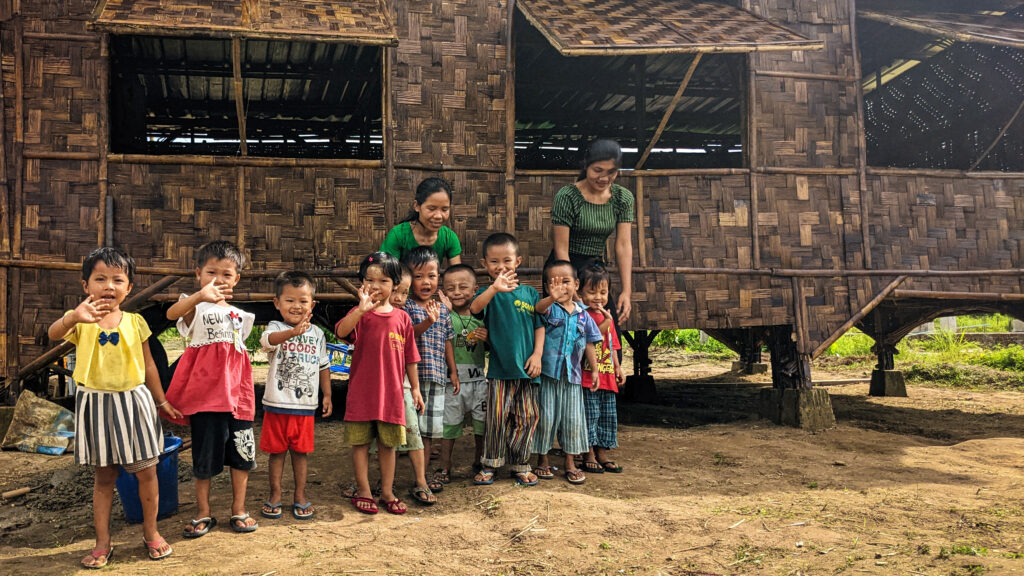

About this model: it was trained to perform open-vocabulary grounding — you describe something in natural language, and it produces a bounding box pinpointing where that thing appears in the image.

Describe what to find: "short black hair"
[578,262,611,290]
[274,270,315,297]
[196,240,245,271]
[359,251,403,285]
[400,246,440,271]
[82,247,135,283]
[482,232,519,257]
[443,264,477,282]
[543,259,576,285]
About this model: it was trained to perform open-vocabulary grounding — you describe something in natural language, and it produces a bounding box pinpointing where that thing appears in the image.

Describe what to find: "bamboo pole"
[850,0,872,270]
[231,38,248,156]
[635,54,702,170]
[152,292,357,303]
[0,31,9,256]
[968,98,1024,171]
[635,176,647,267]
[892,289,1024,301]
[23,150,100,161]
[88,22,400,47]
[237,166,246,250]
[811,275,907,358]
[757,166,858,175]
[393,162,505,174]
[747,58,760,269]
[108,154,384,169]
[755,70,856,83]
[331,276,361,298]
[515,168,750,177]
[15,275,182,380]
[13,15,24,258]
[97,35,110,247]
[791,277,810,354]
[22,32,99,42]
[383,46,395,227]
[866,166,1024,179]
[504,9,517,235]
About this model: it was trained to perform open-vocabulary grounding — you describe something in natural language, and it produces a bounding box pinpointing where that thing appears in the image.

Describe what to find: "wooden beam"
[383,46,395,227]
[811,275,907,358]
[516,168,749,177]
[866,166,1024,179]
[747,57,760,269]
[893,289,1024,301]
[635,54,702,170]
[98,34,110,247]
[231,38,248,156]
[755,70,856,82]
[505,10,517,235]
[851,0,873,270]
[237,166,246,250]
[108,154,383,169]
[968,98,1024,171]
[13,15,24,258]
[635,176,647,267]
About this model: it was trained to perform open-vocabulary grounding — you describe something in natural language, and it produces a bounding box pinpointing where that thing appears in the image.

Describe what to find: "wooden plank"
[108,154,383,168]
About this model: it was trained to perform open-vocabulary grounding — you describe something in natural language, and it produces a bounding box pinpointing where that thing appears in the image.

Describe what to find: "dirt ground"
[2,349,1024,576]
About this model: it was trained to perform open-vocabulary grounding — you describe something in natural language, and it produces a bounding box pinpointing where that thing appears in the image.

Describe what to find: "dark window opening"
[859,7,1024,171]
[110,36,383,158]
[514,12,744,170]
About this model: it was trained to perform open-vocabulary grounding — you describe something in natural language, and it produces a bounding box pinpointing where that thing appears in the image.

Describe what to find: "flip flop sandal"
[143,538,172,561]
[341,484,359,499]
[229,513,259,533]
[512,472,539,486]
[292,502,315,520]
[182,517,216,539]
[427,478,445,493]
[472,461,484,474]
[409,485,436,506]
[566,469,587,485]
[473,469,495,485]
[599,460,624,473]
[433,468,451,484]
[378,497,407,515]
[582,460,605,474]
[533,466,555,480]
[261,501,283,519]
[81,546,114,569]
[350,496,378,515]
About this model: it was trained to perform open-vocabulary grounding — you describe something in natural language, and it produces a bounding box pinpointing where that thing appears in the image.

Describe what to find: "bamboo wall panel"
[390,0,507,170]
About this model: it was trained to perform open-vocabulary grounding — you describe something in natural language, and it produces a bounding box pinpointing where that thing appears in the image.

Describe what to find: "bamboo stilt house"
[0,0,1022,427]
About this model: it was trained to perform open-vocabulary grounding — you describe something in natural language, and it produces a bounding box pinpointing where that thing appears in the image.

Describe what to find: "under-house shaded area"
[109,36,383,158]
[858,1,1024,171]
[513,11,746,170]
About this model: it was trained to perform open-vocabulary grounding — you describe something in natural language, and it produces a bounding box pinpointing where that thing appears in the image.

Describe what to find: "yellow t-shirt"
[64,311,152,391]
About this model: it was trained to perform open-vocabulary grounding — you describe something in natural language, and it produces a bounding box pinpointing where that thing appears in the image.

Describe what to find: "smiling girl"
[381,177,462,265]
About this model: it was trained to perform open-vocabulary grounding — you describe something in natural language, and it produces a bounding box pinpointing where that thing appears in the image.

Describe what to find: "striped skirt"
[75,384,163,468]
[533,375,589,456]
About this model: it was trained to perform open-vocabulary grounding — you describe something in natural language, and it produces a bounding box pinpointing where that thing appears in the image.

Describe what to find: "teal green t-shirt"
[474,285,541,381]
[450,312,486,383]
[380,222,462,262]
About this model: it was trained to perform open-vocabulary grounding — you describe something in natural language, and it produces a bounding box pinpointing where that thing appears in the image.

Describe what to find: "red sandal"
[350,496,378,515]
[378,497,407,515]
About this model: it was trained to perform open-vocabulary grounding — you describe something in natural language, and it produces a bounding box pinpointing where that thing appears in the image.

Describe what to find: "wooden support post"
[504,8,517,235]
[746,58,761,268]
[634,56,647,161]
[634,176,647,267]
[812,275,907,358]
[383,46,396,228]
[98,34,110,247]
[850,0,872,269]
[635,54,701,170]
[237,166,246,250]
[231,38,248,156]
[791,277,811,355]
[13,15,25,259]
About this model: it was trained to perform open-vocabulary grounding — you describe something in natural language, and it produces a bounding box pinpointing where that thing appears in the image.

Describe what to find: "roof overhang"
[516,0,823,56]
[859,9,1024,50]
[90,0,399,45]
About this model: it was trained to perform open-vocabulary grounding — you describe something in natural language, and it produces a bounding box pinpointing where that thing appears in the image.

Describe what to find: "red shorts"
[259,411,315,454]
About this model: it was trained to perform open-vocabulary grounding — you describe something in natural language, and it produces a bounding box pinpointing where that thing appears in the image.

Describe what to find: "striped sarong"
[533,375,588,455]
[75,384,163,467]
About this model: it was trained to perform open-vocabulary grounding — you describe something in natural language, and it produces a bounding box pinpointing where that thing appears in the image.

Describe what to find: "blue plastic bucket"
[115,435,182,523]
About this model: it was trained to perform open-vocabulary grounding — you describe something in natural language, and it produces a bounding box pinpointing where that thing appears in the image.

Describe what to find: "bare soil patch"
[2,349,1023,575]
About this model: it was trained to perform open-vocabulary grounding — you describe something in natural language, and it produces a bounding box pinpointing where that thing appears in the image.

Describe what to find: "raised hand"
[549,276,571,301]
[492,270,519,293]
[592,302,611,320]
[292,311,313,336]
[72,295,110,324]
[198,278,232,304]
[356,285,379,313]
[424,299,440,323]
[437,290,452,310]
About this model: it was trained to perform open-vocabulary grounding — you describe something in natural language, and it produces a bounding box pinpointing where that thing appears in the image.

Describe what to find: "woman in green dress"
[550,139,635,322]
[381,177,462,265]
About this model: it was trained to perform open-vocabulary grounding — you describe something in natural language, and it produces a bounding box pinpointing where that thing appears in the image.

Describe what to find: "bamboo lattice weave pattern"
[516,0,822,55]
[92,0,398,44]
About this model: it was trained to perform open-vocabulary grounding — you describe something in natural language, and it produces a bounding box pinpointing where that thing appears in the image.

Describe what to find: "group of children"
[54,232,626,568]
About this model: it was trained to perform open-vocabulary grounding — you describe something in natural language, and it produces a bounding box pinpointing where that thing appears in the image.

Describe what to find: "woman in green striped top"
[550,139,635,322]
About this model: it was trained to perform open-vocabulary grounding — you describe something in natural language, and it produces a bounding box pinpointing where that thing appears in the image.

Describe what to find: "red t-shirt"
[580,309,621,393]
[336,308,419,425]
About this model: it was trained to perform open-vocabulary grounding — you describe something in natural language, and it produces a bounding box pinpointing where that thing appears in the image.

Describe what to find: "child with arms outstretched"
[335,252,420,515]
[165,241,259,536]
[48,247,182,568]
[259,271,332,521]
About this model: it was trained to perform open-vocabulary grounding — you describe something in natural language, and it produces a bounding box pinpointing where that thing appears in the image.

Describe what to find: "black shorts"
[190,412,257,479]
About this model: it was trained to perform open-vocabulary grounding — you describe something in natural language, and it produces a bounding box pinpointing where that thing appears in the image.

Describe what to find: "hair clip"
[368,256,374,262]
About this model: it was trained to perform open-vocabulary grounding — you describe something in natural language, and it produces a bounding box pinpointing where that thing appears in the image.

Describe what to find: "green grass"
[649,329,736,358]
[826,331,875,357]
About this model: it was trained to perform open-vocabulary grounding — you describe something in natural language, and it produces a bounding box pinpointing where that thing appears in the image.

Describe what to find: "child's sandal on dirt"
[409,485,436,506]
[292,502,315,520]
[350,496,378,514]
[261,501,283,519]
[599,460,624,473]
[144,538,172,560]
[433,468,451,484]
[229,513,258,533]
[582,460,605,474]
[81,546,114,569]
[512,471,539,486]
[182,517,215,539]
[566,469,587,485]
[378,497,407,515]
[533,465,555,480]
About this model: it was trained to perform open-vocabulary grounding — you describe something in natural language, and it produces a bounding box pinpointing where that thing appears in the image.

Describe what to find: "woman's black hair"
[578,138,623,181]
[82,247,135,283]
[399,177,454,224]
[400,245,440,271]
[359,252,403,285]
[543,259,577,286]
[578,262,611,291]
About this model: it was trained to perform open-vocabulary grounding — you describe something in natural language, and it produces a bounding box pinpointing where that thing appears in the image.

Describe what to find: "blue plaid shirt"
[540,302,603,384]
[405,300,454,384]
